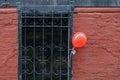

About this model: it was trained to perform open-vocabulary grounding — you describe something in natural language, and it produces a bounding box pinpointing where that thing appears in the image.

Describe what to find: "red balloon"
[72,32,87,48]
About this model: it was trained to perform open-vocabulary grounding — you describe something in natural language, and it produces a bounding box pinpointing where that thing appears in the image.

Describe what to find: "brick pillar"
[0,7,18,80]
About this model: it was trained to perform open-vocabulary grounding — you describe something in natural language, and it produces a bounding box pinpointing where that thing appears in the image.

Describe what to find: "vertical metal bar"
[42,13,45,80]
[70,13,73,80]
[24,10,27,80]
[59,13,62,80]
[67,15,70,80]
[68,9,73,80]
[50,11,53,80]
[33,7,36,80]
[18,8,22,80]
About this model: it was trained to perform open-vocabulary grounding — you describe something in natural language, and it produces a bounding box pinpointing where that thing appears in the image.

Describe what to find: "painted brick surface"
[0,7,18,80]
[73,7,120,80]
[0,7,120,80]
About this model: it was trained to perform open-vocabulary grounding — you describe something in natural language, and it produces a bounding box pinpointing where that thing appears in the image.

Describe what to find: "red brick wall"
[0,7,120,80]
[73,7,120,80]
[0,7,18,80]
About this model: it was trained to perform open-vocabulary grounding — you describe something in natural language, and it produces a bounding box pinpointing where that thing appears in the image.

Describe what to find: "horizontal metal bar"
[21,25,69,28]
[21,16,70,18]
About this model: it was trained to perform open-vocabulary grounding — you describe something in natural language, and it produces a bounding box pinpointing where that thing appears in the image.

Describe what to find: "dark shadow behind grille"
[18,6,73,80]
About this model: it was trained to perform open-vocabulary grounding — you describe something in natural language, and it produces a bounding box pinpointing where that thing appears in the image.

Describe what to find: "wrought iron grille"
[18,6,73,80]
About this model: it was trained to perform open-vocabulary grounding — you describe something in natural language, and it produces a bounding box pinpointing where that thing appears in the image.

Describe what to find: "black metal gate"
[18,0,73,80]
